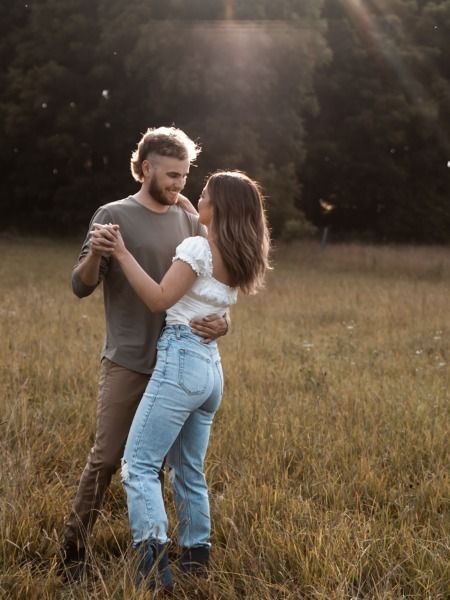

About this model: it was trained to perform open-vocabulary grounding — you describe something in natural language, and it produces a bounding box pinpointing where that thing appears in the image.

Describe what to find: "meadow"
[0,236,448,599]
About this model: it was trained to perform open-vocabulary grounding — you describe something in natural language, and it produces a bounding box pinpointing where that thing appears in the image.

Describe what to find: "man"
[59,127,228,579]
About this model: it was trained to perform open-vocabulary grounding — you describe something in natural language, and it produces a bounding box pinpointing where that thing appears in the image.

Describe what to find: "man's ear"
[142,159,153,179]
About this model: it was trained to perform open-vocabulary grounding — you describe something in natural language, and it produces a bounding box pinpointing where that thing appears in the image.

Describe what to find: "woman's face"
[198,186,213,226]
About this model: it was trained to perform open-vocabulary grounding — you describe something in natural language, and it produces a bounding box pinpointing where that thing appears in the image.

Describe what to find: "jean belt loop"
[175,325,181,340]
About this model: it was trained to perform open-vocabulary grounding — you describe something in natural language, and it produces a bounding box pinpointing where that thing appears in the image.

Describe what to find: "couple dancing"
[60,126,270,590]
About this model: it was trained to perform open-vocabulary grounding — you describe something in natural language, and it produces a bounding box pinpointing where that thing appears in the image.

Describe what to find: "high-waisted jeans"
[121,325,223,548]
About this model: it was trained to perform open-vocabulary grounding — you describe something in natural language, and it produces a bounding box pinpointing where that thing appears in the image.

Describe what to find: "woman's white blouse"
[165,236,238,326]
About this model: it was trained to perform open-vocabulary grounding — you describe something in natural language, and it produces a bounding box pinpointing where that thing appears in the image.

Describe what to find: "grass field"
[0,236,449,599]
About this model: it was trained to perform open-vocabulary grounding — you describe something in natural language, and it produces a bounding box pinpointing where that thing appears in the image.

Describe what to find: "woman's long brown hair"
[206,171,271,294]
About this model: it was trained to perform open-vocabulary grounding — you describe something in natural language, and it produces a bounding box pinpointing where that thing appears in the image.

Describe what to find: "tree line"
[1,0,449,242]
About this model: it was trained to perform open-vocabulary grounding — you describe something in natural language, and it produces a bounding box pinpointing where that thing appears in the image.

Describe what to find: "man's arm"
[190,311,230,344]
[72,248,108,297]
[72,212,112,298]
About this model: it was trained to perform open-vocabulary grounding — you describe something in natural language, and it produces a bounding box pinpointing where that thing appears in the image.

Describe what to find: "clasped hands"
[90,223,125,257]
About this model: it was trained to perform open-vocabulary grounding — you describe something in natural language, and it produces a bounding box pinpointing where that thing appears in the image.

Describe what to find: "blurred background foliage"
[0,0,449,242]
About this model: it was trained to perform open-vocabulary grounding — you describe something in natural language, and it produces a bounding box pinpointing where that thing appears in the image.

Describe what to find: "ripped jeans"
[121,325,223,548]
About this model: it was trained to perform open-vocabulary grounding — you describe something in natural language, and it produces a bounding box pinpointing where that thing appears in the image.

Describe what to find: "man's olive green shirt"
[72,196,203,374]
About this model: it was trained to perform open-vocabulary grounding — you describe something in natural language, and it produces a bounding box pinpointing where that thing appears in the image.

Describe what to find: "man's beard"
[148,176,176,206]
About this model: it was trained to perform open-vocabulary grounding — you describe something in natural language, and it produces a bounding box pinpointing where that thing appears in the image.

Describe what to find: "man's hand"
[90,223,119,256]
[190,313,228,344]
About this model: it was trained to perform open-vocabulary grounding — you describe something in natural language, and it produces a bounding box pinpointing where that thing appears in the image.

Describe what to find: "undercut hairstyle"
[130,126,201,182]
[206,171,271,295]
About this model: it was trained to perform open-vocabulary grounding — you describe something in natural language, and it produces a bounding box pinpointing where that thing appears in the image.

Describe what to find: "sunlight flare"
[341,0,450,154]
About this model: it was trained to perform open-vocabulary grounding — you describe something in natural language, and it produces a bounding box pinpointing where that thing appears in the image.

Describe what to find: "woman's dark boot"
[180,545,210,577]
[135,540,174,591]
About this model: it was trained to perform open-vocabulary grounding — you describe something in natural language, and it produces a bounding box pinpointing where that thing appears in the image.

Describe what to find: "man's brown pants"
[64,358,151,547]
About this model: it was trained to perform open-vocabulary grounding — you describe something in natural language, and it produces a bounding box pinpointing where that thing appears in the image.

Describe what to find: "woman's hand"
[176,194,198,216]
[92,223,127,259]
[90,223,117,256]
[107,224,127,259]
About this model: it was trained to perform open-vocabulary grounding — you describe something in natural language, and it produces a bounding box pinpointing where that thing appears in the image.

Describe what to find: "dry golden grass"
[0,236,449,599]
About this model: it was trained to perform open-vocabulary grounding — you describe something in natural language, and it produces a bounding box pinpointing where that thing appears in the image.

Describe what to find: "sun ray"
[340,0,449,156]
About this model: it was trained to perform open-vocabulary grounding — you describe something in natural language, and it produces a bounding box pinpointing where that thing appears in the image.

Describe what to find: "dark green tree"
[1,0,328,237]
[301,0,450,242]
[1,0,106,230]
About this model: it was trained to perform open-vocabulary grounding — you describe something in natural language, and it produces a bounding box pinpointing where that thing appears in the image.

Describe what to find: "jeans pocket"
[178,348,211,395]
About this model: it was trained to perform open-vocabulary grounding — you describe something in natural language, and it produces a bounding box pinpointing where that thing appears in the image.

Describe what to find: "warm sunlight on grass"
[0,237,449,599]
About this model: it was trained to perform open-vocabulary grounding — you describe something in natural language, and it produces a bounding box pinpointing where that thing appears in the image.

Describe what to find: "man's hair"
[206,171,271,295]
[130,126,201,182]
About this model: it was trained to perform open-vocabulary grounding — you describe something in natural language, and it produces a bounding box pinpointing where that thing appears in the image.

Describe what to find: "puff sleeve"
[173,236,213,277]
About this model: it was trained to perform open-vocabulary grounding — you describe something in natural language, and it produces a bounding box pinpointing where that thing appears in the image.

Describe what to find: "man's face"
[147,155,190,206]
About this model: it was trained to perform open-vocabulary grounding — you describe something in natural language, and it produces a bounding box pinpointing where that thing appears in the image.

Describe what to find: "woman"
[103,170,270,591]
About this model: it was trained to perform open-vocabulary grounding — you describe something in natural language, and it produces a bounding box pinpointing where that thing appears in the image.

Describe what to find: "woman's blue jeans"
[121,325,223,548]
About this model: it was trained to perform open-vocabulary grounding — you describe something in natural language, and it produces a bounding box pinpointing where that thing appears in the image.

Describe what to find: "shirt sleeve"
[173,236,212,277]
[71,205,112,297]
